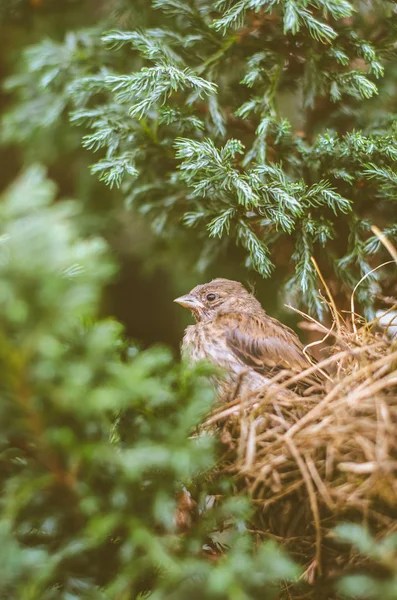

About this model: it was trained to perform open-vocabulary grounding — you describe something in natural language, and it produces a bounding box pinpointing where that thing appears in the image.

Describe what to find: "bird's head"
[174,278,261,322]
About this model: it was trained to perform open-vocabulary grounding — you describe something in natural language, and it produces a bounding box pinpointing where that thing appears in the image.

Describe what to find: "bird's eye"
[206,293,217,302]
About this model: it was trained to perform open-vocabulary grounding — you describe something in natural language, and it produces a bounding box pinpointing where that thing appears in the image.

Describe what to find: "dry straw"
[205,228,397,586]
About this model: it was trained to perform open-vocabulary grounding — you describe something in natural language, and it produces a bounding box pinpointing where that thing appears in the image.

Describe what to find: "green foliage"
[0,167,299,598]
[1,4,397,598]
[3,0,397,316]
[1,30,104,155]
[335,524,397,599]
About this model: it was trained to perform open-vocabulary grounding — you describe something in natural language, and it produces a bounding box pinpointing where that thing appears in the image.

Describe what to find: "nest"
[204,287,397,589]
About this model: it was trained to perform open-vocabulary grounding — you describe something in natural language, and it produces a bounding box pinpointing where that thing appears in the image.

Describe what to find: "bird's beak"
[174,295,204,310]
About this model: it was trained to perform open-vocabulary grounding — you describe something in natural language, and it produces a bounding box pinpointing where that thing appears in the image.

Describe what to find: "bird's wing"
[216,311,316,379]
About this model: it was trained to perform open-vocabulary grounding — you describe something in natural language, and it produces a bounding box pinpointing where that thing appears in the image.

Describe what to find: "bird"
[174,278,325,399]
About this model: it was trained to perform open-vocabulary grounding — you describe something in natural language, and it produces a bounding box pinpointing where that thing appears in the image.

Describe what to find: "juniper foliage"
[3,0,397,316]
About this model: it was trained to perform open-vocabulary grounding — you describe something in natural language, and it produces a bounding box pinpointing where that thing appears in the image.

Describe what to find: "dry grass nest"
[204,254,397,584]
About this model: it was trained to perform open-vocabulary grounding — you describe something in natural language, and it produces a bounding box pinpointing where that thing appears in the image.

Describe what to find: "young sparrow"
[174,278,323,397]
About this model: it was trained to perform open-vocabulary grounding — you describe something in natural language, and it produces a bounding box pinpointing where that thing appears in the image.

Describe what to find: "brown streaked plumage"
[174,278,324,397]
